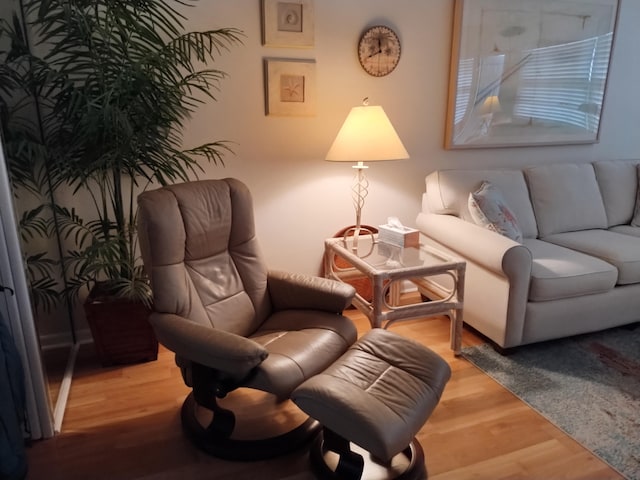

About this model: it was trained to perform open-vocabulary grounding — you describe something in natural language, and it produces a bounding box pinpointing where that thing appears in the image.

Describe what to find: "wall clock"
[357,25,401,77]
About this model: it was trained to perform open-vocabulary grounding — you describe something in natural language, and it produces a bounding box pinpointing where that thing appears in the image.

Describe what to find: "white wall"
[176,0,640,276]
[3,0,638,339]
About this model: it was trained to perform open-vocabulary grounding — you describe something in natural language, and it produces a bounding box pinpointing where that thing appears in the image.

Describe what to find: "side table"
[324,234,466,355]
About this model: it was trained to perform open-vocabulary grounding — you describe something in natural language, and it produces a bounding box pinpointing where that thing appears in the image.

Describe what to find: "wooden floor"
[27,304,623,480]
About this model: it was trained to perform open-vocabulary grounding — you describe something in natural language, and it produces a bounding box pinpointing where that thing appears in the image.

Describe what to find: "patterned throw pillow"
[631,165,640,227]
[468,181,523,242]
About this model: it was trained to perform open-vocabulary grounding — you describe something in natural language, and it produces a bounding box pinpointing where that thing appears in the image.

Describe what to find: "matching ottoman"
[291,328,451,480]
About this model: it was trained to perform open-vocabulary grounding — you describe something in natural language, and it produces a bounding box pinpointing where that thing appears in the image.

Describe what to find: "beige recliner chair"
[137,178,357,460]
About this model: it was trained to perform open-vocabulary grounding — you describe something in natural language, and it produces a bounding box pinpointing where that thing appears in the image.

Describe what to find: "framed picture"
[264,58,316,116]
[261,0,314,48]
[445,0,619,149]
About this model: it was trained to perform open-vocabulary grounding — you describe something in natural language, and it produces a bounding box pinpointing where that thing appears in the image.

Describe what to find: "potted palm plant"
[3,0,242,365]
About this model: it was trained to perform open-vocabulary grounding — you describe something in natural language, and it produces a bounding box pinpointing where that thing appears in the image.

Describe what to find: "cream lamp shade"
[325,105,409,162]
[325,102,409,248]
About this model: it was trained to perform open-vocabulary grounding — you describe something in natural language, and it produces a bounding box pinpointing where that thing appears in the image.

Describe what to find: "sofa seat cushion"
[543,230,640,285]
[524,239,617,301]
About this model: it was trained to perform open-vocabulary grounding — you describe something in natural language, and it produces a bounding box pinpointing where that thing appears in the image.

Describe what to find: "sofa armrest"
[149,312,268,378]
[416,213,532,278]
[267,270,356,313]
[417,213,532,348]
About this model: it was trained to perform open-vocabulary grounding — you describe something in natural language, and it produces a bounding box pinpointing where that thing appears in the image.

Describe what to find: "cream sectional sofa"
[416,160,640,350]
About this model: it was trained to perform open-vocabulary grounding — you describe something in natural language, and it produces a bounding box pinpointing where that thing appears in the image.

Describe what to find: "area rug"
[462,325,640,480]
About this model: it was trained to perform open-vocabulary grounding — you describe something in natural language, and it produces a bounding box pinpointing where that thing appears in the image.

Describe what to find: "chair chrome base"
[309,430,427,480]
[180,392,321,461]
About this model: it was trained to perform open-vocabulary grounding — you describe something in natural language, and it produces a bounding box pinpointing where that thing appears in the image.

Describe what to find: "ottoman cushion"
[291,328,451,461]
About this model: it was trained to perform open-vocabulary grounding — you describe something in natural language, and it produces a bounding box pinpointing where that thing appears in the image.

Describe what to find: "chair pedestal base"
[181,392,321,461]
[309,431,427,480]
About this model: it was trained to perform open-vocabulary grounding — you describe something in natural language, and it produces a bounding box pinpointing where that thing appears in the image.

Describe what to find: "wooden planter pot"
[84,286,158,367]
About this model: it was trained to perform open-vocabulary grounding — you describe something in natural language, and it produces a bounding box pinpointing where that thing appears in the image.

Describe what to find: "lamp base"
[330,225,379,303]
[341,225,375,245]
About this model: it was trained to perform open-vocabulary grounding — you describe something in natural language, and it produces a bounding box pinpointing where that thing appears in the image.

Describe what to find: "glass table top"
[326,234,460,272]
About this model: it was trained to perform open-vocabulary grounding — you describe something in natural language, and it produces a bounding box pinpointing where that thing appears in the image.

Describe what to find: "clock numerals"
[358,26,401,77]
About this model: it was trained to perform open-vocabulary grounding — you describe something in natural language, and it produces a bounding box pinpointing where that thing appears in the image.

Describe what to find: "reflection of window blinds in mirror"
[454,58,474,125]
[513,33,613,131]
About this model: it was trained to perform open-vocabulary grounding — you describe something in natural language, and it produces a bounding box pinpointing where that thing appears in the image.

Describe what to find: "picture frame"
[261,0,314,48]
[444,0,620,149]
[264,58,316,116]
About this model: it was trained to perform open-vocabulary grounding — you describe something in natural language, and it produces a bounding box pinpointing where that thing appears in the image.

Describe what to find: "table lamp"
[478,94,501,136]
[326,99,409,248]
[479,95,501,116]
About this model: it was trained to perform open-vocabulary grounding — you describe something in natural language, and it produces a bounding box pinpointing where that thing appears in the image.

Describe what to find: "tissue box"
[378,223,420,248]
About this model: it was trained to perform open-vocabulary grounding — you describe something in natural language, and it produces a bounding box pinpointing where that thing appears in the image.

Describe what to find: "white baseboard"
[53,343,79,433]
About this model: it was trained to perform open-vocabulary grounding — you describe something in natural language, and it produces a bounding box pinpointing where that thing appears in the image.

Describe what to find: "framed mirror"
[445,0,620,149]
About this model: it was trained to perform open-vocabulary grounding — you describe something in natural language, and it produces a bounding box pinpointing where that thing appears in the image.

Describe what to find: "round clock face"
[358,25,401,77]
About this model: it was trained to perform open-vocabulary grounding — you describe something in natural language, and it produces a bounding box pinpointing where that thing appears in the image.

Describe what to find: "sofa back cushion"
[424,169,538,238]
[525,163,607,237]
[593,159,640,227]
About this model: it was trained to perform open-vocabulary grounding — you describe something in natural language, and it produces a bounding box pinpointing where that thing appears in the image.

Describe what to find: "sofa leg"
[491,343,516,356]
[621,322,639,331]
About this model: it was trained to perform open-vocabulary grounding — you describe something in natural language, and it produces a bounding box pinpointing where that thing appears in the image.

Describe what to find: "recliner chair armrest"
[267,270,356,313]
[149,312,268,378]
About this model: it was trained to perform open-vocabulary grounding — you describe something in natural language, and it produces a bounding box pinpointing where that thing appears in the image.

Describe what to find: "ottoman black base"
[310,428,427,480]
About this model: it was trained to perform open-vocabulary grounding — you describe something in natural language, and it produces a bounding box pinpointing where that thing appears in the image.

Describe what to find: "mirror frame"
[444,0,620,149]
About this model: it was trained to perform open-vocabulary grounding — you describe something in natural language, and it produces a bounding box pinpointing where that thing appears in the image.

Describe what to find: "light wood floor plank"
[27,304,623,480]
